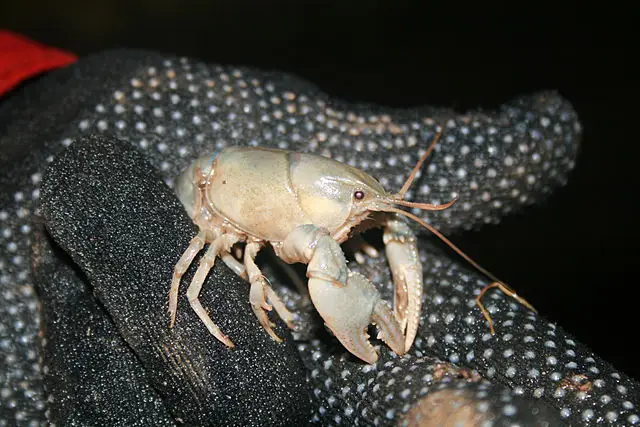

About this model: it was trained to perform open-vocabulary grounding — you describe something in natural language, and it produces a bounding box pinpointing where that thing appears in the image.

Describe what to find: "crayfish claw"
[383,216,423,352]
[281,225,406,363]
[341,326,379,365]
[308,270,406,364]
[372,299,406,358]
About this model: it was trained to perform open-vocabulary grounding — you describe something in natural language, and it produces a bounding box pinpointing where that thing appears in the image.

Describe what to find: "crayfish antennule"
[392,197,457,211]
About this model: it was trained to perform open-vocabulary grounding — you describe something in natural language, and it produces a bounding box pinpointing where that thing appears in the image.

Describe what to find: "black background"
[2,2,637,380]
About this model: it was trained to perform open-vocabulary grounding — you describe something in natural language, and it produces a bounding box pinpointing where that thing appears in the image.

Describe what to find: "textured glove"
[1,49,638,426]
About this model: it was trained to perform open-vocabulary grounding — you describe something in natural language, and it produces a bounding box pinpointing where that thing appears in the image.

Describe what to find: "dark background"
[2,2,637,379]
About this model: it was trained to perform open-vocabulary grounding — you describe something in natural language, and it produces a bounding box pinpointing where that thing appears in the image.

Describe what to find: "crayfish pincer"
[168,132,536,364]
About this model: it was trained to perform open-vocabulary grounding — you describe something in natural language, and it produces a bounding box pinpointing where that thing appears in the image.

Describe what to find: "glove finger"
[39,135,313,426]
[237,69,582,233]
[49,55,580,234]
[31,224,175,426]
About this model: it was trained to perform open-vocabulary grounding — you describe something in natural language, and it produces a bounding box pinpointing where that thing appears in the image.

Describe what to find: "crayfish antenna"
[389,128,457,211]
[382,126,536,334]
[476,281,538,334]
[395,129,443,200]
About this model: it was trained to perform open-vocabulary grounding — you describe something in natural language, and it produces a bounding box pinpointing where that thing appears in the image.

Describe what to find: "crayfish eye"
[353,190,365,200]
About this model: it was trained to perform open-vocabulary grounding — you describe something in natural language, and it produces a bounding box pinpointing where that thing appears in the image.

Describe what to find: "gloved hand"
[1,49,638,426]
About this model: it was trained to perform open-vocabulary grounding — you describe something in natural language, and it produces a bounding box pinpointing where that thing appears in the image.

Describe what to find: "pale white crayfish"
[168,132,535,363]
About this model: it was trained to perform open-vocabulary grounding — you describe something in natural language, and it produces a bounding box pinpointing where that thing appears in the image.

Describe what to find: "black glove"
[1,49,638,426]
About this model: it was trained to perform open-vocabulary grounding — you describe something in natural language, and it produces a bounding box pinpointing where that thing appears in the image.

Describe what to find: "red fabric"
[0,30,78,96]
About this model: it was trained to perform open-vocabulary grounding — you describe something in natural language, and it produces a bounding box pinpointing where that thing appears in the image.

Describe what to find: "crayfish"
[168,132,535,363]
